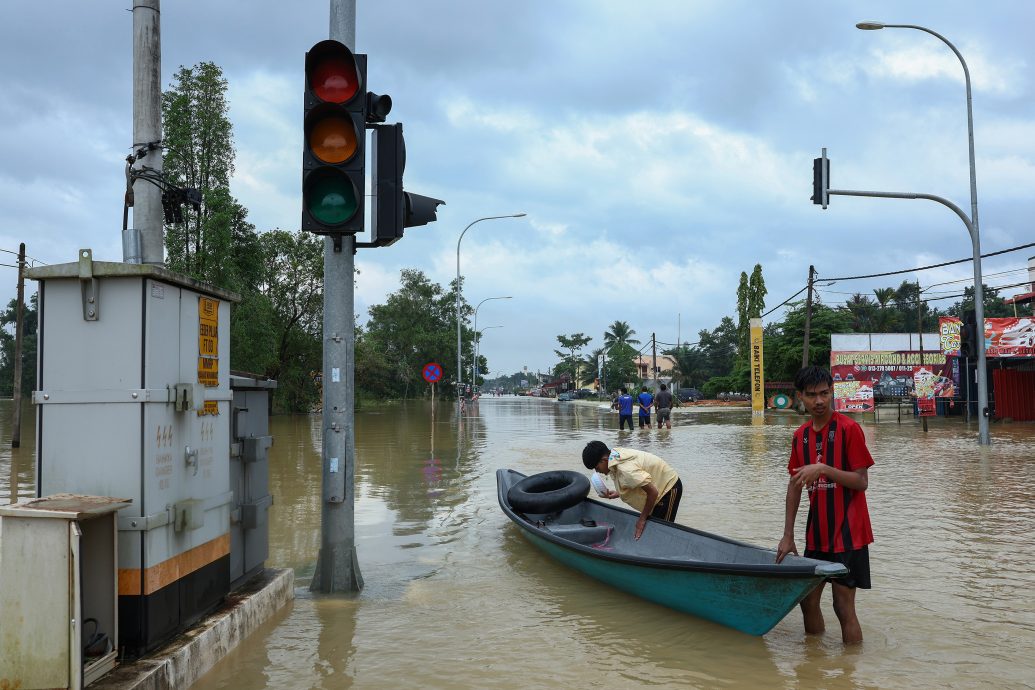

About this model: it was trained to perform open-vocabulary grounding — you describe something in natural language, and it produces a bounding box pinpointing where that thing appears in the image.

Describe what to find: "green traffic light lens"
[306,172,358,225]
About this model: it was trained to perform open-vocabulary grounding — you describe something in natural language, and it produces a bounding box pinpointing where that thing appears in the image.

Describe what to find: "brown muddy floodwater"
[2,398,1034,689]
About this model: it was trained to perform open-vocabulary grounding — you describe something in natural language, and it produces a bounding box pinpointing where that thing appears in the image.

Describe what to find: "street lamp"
[456,213,525,415]
[472,297,512,386]
[474,325,504,387]
[857,21,990,445]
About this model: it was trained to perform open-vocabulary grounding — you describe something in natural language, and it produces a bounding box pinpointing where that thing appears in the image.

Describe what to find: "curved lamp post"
[472,297,512,385]
[857,21,990,445]
[474,325,504,386]
[456,214,525,415]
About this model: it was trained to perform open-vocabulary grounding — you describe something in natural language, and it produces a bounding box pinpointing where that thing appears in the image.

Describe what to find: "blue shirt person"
[615,387,634,431]
[637,387,654,428]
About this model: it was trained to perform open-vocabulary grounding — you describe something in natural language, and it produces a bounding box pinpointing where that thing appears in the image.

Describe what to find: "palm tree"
[873,287,897,332]
[604,320,640,347]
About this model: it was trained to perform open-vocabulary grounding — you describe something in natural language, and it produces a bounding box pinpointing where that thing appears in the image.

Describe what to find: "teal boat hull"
[498,469,847,636]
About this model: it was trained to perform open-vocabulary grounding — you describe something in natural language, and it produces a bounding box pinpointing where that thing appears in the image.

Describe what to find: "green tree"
[161,62,249,279]
[363,270,476,399]
[604,320,640,347]
[947,284,1013,318]
[554,333,592,383]
[872,287,899,332]
[764,301,854,382]
[0,293,37,398]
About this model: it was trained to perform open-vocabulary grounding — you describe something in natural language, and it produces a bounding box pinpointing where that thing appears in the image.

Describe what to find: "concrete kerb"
[93,568,294,690]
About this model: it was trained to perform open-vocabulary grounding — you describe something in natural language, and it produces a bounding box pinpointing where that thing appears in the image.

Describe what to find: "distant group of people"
[582,365,874,645]
[612,383,675,430]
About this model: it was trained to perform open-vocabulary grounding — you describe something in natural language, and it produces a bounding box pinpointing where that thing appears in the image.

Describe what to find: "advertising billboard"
[830,350,957,413]
[939,316,1035,358]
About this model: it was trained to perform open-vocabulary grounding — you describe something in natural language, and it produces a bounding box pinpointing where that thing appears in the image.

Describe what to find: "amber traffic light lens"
[309,115,357,164]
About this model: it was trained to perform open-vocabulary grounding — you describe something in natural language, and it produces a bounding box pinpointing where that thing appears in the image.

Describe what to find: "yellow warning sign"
[197,400,220,417]
[198,297,220,387]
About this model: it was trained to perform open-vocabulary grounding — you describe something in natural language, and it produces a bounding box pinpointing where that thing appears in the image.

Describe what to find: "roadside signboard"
[830,350,957,413]
[939,316,1035,358]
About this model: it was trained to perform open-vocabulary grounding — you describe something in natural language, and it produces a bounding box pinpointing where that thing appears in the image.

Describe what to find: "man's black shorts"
[804,546,871,589]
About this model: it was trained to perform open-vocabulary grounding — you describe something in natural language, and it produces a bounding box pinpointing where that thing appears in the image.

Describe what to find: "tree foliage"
[0,294,37,398]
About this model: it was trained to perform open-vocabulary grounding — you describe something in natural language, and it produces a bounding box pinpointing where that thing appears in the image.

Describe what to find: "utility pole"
[11,243,26,448]
[651,332,658,391]
[129,0,164,265]
[801,265,816,369]
[916,280,928,433]
[312,0,363,594]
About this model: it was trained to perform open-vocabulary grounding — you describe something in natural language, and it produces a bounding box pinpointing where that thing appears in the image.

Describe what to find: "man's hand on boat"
[775,536,798,564]
[635,516,648,540]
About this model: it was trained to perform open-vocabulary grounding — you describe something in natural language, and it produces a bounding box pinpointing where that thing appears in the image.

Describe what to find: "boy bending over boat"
[777,366,874,645]
[582,441,682,540]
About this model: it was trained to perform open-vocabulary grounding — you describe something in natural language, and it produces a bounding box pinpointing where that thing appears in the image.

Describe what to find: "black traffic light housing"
[811,148,829,209]
[960,309,978,358]
[359,123,445,248]
[302,40,367,235]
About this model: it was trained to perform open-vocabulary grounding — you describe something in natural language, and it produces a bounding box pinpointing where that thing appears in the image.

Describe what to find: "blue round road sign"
[423,362,443,383]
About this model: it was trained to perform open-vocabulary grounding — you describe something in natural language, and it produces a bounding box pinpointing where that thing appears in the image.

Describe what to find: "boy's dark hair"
[582,440,610,469]
[795,365,834,392]
[660,383,667,391]
[641,386,648,392]
[620,386,628,394]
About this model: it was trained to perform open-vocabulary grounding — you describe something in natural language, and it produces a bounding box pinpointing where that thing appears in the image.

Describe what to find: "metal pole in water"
[312,0,363,594]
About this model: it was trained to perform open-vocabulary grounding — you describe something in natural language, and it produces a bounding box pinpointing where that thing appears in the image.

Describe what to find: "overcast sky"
[2,1,1034,376]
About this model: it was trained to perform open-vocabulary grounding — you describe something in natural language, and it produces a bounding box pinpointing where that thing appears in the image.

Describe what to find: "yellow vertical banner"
[198,297,220,388]
[750,317,764,417]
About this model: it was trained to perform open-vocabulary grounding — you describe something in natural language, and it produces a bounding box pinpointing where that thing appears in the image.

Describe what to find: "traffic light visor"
[304,169,359,226]
[306,40,361,103]
[306,106,358,164]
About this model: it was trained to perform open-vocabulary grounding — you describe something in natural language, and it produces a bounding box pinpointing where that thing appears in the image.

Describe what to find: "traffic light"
[302,40,366,235]
[960,309,978,358]
[365,123,445,247]
[811,148,829,209]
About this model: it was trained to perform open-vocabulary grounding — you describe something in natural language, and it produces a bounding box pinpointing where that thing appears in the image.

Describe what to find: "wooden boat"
[497,469,848,635]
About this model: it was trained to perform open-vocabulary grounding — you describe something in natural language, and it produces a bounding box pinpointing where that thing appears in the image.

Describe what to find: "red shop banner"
[939,316,1035,358]
[830,351,958,414]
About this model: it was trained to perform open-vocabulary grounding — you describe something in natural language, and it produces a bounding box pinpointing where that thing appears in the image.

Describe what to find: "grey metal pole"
[455,214,524,416]
[130,0,164,265]
[856,22,988,444]
[471,296,512,388]
[311,0,362,594]
[802,265,815,368]
[11,243,25,448]
[917,280,928,433]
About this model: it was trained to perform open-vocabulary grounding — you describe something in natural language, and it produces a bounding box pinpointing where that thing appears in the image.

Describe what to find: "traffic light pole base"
[311,544,364,593]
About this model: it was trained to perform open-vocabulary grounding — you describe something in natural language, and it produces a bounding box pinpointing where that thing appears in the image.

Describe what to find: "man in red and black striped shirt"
[777,366,874,644]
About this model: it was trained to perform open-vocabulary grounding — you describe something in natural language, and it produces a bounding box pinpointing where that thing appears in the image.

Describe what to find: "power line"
[821,241,1035,283]
[762,285,808,318]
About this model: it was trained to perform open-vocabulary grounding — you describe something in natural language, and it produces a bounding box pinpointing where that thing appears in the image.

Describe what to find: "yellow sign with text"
[750,318,764,416]
[198,297,219,388]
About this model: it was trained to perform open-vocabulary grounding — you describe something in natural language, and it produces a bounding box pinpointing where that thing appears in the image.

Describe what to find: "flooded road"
[2,398,1034,688]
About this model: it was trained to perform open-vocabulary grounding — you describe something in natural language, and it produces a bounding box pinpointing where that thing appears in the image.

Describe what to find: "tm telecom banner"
[830,351,958,413]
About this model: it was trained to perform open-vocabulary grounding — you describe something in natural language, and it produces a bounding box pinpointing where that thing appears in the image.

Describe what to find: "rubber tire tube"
[507,470,591,514]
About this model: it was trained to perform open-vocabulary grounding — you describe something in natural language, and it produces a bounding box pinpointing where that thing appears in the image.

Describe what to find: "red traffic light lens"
[310,55,359,103]
[307,112,358,164]
[305,170,359,226]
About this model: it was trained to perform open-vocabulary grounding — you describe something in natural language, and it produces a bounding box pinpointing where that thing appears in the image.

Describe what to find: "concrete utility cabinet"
[28,252,240,655]
[0,494,132,689]
[229,373,277,589]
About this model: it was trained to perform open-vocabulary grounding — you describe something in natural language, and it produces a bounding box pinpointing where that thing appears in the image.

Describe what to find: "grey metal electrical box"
[27,252,240,656]
[229,373,277,589]
[0,494,132,689]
